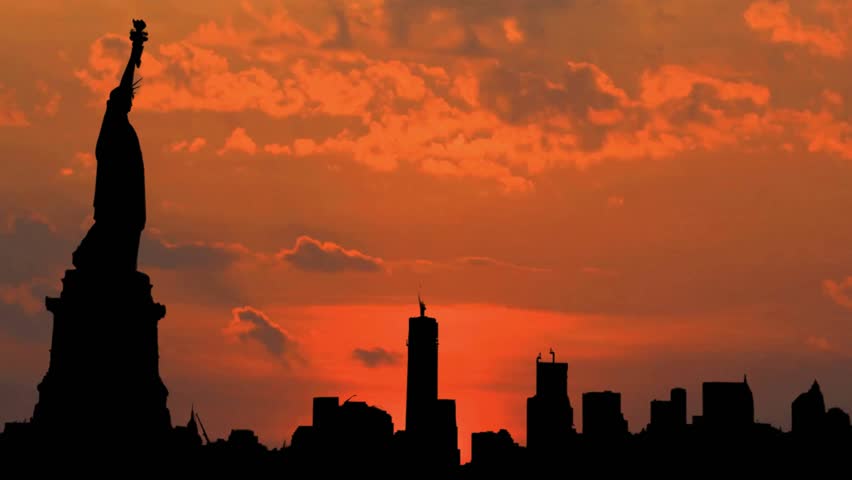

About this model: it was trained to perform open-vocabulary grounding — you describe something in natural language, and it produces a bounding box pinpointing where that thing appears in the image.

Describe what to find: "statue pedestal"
[32,269,172,452]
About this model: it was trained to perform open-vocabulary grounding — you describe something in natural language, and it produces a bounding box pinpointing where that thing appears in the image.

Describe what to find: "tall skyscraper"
[526,349,574,452]
[402,297,459,469]
[405,296,438,433]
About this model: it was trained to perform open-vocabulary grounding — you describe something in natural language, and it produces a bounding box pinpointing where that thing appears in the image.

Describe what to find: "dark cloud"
[139,234,244,270]
[0,293,50,342]
[352,347,402,368]
[479,63,622,121]
[453,25,491,57]
[384,0,576,46]
[322,7,353,49]
[663,83,720,125]
[477,63,625,149]
[662,82,767,126]
[0,216,72,283]
[276,235,384,273]
[226,306,300,363]
[100,35,129,57]
[0,217,242,285]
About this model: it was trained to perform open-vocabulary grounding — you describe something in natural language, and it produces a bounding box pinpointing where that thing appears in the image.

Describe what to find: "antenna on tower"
[418,283,426,317]
[549,348,555,363]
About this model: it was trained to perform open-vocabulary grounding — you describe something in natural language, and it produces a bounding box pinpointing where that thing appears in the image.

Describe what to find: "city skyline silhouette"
[3,3,852,473]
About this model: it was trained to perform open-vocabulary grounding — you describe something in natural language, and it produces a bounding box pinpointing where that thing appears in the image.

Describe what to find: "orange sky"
[3,0,852,462]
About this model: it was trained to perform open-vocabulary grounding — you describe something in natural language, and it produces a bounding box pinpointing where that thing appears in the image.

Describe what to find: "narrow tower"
[405,295,438,433]
[402,296,459,469]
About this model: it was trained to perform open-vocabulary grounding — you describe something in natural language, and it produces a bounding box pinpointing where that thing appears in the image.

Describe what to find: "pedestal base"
[32,269,171,451]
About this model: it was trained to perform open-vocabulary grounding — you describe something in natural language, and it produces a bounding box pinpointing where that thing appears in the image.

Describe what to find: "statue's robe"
[73,87,146,272]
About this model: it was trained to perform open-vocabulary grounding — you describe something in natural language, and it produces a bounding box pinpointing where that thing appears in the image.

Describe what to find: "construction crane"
[195,411,211,445]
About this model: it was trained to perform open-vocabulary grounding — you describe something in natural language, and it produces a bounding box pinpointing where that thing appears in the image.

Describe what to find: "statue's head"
[109,81,139,114]
[109,88,132,114]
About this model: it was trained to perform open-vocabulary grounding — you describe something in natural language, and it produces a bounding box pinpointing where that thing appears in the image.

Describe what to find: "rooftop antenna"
[549,348,555,363]
[418,284,426,317]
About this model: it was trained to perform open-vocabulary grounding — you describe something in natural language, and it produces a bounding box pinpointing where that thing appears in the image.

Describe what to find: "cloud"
[805,336,832,352]
[455,256,548,273]
[419,157,535,194]
[263,58,773,186]
[0,215,59,341]
[639,64,770,108]
[225,306,300,363]
[776,109,852,160]
[744,0,845,58]
[323,7,354,49]
[276,236,384,273]
[34,81,61,117]
[478,61,629,126]
[0,83,29,127]
[607,196,625,208]
[140,233,247,270]
[59,152,96,178]
[263,143,293,155]
[383,0,576,48]
[218,128,257,156]
[0,285,51,342]
[352,346,402,368]
[67,3,852,195]
[64,18,682,191]
[73,152,95,168]
[234,0,330,48]
[822,89,843,107]
[170,137,207,153]
[76,34,307,118]
[823,277,852,309]
[0,215,70,283]
[502,17,524,44]
[391,255,550,275]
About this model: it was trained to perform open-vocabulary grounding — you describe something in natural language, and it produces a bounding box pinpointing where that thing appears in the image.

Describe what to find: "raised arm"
[119,19,148,92]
